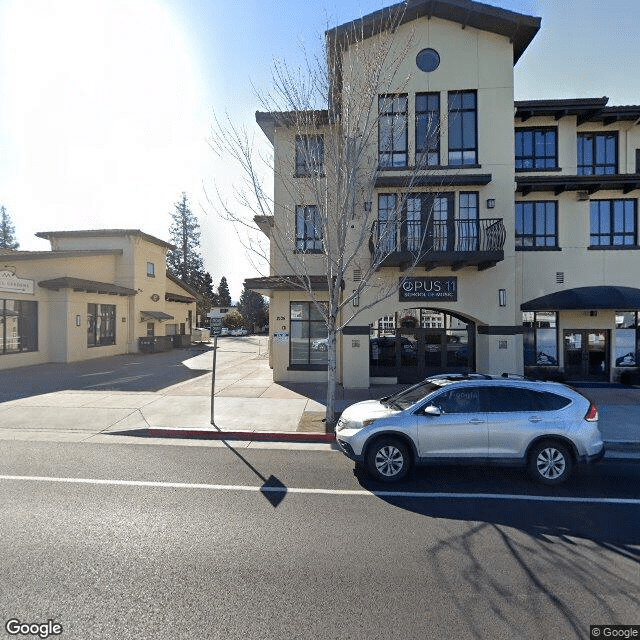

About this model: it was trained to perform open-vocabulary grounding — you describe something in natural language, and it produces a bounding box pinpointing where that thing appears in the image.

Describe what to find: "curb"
[145,428,336,443]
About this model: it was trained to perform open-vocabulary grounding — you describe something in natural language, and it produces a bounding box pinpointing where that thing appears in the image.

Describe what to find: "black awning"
[141,310,174,321]
[521,286,640,311]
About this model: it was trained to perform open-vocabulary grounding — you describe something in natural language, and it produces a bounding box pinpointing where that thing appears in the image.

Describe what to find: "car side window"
[433,388,481,414]
[480,387,571,413]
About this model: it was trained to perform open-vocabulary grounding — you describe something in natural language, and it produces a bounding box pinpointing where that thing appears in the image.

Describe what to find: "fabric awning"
[521,286,640,311]
[140,310,174,321]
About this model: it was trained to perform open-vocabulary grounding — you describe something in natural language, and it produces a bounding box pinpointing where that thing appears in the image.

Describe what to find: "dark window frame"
[295,205,323,253]
[523,311,558,367]
[87,302,116,347]
[577,131,618,175]
[515,127,558,170]
[589,199,637,247]
[415,92,440,167]
[0,299,38,355]
[289,301,328,369]
[378,94,408,168]
[448,90,477,166]
[295,134,324,177]
[146,261,155,277]
[515,201,558,249]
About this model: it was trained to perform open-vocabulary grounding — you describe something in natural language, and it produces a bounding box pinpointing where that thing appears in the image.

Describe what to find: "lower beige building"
[0,229,197,371]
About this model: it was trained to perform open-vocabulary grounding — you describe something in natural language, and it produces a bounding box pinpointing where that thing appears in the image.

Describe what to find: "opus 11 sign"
[399,277,457,302]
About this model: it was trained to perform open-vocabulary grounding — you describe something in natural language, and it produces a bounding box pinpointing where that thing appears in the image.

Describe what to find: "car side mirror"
[423,405,441,416]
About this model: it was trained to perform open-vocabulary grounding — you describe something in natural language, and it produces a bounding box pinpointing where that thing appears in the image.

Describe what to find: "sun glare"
[0,0,206,246]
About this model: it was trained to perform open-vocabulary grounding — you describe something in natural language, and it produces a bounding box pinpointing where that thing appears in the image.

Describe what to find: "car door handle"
[529,416,543,423]
[469,418,485,424]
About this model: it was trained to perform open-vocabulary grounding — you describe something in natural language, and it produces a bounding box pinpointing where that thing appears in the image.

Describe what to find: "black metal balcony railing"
[370,217,506,270]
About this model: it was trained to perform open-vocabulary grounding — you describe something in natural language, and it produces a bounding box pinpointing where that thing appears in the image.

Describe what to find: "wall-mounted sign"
[274,331,289,343]
[399,277,457,302]
[0,271,35,295]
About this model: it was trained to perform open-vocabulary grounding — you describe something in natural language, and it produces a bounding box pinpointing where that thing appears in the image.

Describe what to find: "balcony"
[370,217,506,271]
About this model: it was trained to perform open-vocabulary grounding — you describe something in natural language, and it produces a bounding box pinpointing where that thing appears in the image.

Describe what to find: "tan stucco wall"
[0,232,196,370]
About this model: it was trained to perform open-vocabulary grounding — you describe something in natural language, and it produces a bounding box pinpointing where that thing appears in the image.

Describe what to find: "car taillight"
[584,402,598,421]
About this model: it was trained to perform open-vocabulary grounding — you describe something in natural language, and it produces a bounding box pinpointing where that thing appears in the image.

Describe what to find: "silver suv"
[335,374,604,484]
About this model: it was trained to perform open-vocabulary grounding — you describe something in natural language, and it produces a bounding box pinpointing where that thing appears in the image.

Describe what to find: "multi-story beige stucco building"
[0,229,197,370]
[247,0,640,387]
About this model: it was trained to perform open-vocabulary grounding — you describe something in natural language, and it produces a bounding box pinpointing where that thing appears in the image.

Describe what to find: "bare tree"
[209,5,448,425]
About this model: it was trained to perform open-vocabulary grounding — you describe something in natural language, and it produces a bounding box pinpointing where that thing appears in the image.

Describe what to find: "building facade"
[0,229,197,370]
[247,0,640,386]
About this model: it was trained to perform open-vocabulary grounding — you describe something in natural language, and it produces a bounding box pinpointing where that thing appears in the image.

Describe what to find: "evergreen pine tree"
[217,276,232,306]
[166,193,204,287]
[0,206,19,250]
[238,285,268,331]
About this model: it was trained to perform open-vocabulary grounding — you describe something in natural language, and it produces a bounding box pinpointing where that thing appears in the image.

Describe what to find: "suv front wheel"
[366,437,411,482]
[528,440,573,485]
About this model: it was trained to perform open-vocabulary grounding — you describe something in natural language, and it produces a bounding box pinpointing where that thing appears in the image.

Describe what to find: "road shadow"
[353,462,640,638]
[0,345,213,402]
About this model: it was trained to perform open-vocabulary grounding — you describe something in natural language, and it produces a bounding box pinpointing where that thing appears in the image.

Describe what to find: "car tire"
[528,440,573,485]
[366,437,411,482]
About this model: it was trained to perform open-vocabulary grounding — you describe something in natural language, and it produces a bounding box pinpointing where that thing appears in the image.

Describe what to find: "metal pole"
[210,335,218,426]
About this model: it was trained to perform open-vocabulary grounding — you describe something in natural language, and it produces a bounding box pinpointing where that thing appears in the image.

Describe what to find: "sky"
[1,0,639,300]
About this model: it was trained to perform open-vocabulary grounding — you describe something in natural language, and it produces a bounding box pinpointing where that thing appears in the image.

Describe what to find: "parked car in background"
[219,327,229,336]
[335,373,603,485]
[229,328,248,336]
[312,337,329,351]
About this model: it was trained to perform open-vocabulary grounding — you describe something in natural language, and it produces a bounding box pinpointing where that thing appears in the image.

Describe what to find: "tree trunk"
[326,319,337,429]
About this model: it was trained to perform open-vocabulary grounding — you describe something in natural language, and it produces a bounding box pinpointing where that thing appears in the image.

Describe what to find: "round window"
[416,48,440,72]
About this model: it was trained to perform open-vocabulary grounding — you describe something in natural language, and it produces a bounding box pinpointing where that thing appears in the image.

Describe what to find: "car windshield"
[381,380,446,410]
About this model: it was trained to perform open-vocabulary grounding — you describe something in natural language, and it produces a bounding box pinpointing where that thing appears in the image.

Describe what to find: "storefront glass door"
[563,330,608,380]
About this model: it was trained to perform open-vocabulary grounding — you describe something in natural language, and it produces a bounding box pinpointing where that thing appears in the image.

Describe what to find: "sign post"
[210,335,218,427]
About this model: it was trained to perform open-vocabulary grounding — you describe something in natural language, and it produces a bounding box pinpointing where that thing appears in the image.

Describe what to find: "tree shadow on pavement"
[352,463,640,639]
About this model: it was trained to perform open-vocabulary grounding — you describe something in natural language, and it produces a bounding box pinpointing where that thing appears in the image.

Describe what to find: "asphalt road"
[2,440,639,640]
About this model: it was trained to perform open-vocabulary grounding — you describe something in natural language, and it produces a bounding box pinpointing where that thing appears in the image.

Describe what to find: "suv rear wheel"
[366,437,411,482]
[528,440,573,485]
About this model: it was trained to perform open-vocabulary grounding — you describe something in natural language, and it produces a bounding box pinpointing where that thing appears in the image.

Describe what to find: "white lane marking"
[0,475,639,504]
[79,371,116,377]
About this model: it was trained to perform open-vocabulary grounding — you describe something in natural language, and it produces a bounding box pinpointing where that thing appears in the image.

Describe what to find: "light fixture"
[498,289,507,307]
[352,289,360,307]
[364,202,372,212]
[75,314,82,326]
[486,198,496,209]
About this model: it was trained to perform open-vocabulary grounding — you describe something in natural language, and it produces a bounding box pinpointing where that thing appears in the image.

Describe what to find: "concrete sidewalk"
[0,339,638,456]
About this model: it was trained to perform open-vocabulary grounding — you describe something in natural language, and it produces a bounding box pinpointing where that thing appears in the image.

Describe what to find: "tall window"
[290,301,327,367]
[457,192,479,251]
[523,311,558,366]
[0,299,38,355]
[378,95,408,167]
[578,132,617,175]
[590,199,636,247]
[515,128,557,169]
[415,93,440,166]
[448,91,477,165]
[295,205,323,252]
[515,201,558,248]
[87,303,116,347]
[295,135,324,177]
[377,194,399,253]
[614,311,639,368]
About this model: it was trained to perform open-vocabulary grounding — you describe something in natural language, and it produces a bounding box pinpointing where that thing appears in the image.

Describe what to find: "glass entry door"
[563,330,608,380]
